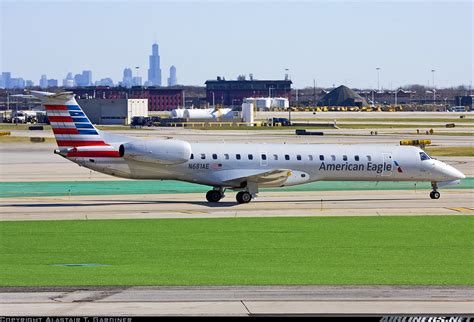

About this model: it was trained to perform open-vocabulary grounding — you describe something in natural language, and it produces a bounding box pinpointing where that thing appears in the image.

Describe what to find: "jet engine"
[119,139,191,165]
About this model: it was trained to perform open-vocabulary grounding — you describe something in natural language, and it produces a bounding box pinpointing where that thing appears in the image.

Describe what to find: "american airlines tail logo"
[394,161,403,173]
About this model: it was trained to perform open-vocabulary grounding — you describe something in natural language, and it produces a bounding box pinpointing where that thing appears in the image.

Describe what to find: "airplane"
[31,90,465,204]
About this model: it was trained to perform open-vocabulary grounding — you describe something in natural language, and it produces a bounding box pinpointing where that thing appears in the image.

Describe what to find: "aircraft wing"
[215,168,292,186]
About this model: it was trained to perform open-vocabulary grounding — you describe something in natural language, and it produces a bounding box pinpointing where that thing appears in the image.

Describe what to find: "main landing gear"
[205,183,257,204]
[206,188,225,203]
[236,191,252,204]
[430,182,440,199]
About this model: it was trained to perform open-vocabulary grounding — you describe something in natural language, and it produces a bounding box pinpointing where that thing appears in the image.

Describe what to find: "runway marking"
[180,210,208,215]
[447,207,473,213]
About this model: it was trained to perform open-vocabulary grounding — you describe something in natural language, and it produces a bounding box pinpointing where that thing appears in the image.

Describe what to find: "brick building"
[71,86,183,111]
[205,78,292,107]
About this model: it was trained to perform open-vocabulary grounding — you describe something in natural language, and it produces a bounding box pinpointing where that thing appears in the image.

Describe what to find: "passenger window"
[419,152,431,161]
[343,155,348,161]
[273,154,278,160]
[201,153,206,160]
[355,155,359,161]
[297,155,302,161]
[236,154,241,160]
[261,154,267,160]
[308,155,313,161]
[331,155,336,161]
[319,155,324,161]
[190,153,194,160]
[248,154,253,160]
[212,154,217,160]
[285,155,290,160]
[224,154,229,160]
[367,155,372,161]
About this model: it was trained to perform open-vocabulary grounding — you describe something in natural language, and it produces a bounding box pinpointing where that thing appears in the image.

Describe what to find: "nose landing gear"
[430,191,440,199]
[430,182,440,199]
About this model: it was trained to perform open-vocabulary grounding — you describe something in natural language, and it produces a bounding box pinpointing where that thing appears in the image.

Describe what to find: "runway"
[1,124,473,316]
[1,286,473,316]
[1,189,473,221]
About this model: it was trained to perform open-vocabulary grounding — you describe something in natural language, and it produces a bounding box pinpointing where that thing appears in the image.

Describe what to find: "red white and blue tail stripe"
[31,91,108,148]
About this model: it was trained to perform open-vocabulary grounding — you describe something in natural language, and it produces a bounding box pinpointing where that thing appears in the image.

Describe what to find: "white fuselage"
[67,142,465,189]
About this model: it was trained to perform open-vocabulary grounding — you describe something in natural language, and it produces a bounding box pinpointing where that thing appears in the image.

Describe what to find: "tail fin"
[31,91,108,148]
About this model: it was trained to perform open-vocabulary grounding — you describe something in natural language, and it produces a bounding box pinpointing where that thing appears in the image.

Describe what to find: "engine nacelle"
[119,139,191,165]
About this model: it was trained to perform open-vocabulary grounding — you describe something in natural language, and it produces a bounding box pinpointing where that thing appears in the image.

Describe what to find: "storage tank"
[183,109,214,119]
[183,108,234,119]
[241,103,254,124]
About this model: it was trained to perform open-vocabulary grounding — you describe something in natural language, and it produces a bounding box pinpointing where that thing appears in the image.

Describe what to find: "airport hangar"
[76,98,147,125]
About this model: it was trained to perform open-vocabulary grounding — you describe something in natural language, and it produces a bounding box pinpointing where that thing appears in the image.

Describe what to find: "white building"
[77,99,148,125]
[243,97,289,110]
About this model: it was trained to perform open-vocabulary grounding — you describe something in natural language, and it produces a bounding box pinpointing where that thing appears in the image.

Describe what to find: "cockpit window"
[419,151,431,161]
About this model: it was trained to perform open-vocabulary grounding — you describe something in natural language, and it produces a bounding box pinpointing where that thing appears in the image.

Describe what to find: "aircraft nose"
[444,165,466,180]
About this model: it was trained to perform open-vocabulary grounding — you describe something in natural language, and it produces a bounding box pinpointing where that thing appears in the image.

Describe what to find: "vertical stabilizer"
[31,91,108,148]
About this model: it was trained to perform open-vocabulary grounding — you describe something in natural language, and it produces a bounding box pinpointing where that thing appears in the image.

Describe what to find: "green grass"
[0,136,55,143]
[0,124,52,131]
[0,216,472,286]
[193,124,472,130]
[425,146,474,157]
[337,123,472,129]
[290,118,474,123]
[414,132,474,136]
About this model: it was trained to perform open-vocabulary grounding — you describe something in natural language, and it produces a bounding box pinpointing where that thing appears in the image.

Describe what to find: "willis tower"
[147,43,162,86]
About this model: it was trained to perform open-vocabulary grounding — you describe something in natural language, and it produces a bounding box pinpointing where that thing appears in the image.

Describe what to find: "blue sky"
[1,0,472,88]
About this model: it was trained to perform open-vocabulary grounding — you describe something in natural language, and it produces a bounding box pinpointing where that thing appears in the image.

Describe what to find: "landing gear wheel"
[430,191,440,199]
[236,191,252,204]
[206,190,222,202]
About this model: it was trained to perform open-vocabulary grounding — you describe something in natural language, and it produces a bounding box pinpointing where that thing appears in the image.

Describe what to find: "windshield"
[419,151,431,161]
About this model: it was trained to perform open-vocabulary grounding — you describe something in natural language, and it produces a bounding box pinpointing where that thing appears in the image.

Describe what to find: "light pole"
[211,91,215,110]
[431,69,436,104]
[371,88,375,108]
[285,68,291,123]
[376,67,381,92]
[135,66,143,97]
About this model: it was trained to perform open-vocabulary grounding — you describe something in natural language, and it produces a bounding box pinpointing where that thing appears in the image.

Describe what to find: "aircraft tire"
[430,191,440,199]
[236,191,252,204]
[206,190,222,202]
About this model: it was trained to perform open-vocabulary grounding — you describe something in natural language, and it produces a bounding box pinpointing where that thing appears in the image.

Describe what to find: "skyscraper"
[147,43,162,86]
[82,70,92,86]
[74,70,93,87]
[39,75,48,88]
[63,72,75,88]
[1,72,11,89]
[122,68,133,88]
[167,65,177,86]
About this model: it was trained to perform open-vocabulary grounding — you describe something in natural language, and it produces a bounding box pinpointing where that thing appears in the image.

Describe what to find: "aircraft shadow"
[1,197,422,209]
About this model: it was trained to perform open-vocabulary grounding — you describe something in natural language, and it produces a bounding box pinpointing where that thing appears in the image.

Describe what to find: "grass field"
[0,216,472,286]
[425,146,474,157]
[290,118,473,123]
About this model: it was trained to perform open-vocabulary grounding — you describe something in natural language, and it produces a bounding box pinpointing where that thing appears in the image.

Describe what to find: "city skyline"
[1,0,472,89]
